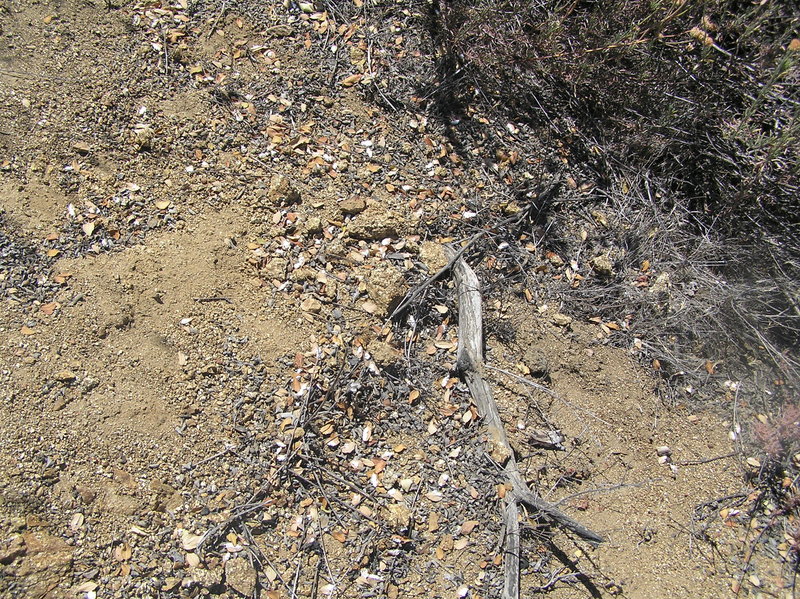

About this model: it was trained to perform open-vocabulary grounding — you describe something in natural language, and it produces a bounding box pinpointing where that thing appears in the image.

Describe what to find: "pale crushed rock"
[366,263,407,317]
[225,557,257,596]
[339,196,367,215]
[419,241,447,272]
[347,205,405,240]
[267,174,301,206]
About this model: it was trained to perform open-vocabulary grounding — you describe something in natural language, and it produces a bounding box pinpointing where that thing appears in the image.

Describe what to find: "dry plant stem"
[677,452,736,466]
[448,249,603,599]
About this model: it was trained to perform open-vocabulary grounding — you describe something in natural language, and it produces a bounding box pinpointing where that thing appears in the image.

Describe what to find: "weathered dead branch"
[447,248,603,599]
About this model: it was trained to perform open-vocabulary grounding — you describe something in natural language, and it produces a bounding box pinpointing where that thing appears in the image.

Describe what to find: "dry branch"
[447,248,603,599]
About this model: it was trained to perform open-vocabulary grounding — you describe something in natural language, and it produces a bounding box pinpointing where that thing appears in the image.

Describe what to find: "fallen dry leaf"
[265,564,278,581]
[340,73,363,87]
[70,513,85,531]
[497,483,507,499]
[113,542,132,561]
[40,302,58,315]
[428,511,440,532]
[459,520,479,535]
[181,530,204,551]
[185,552,200,568]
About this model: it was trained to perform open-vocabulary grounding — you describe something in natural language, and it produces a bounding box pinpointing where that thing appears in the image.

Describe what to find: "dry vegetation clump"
[754,404,800,462]
[398,0,800,586]
[736,403,800,583]
[418,0,799,397]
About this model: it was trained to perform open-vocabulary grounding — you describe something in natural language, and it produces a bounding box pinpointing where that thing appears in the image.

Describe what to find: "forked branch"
[447,248,603,599]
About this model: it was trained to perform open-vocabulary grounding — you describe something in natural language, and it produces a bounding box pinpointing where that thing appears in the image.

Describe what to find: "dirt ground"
[0,0,783,598]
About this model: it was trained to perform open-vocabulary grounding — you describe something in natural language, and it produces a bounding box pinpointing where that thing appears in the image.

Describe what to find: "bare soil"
[0,1,779,598]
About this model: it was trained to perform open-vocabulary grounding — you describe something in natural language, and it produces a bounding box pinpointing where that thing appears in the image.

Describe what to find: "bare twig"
[677,452,736,466]
[192,296,234,304]
[554,480,655,506]
[207,0,228,39]
[182,443,237,471]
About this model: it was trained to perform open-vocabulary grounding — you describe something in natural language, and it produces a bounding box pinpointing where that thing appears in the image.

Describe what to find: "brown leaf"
[497,483,507,499]
[181,530,204,550]
[40,302,58,315]
[264,564,279,582]
[69,513,84,531]
[440,403,458,417]
[458,520,479,535]
[113,542,132,561]
[425,490,443,503]
[340,73,363,87]
[428,511,440,532]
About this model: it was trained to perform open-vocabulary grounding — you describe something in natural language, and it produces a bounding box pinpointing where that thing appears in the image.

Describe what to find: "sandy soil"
[0,0,778,598]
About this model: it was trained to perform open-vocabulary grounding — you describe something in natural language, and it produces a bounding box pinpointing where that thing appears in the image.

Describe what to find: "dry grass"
[415,0,799,396]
